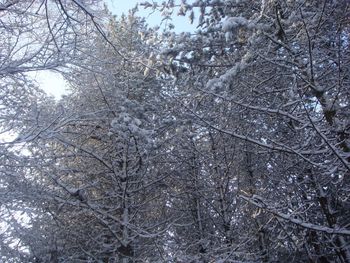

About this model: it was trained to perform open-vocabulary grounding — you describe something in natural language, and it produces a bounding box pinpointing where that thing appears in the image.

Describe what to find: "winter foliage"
[0,0,349,262]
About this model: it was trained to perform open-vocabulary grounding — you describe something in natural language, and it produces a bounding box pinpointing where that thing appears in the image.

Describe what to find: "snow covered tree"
[13,12,172,262]
[0,0,108,76]
[1,0,349,262]
[155,0,350,261]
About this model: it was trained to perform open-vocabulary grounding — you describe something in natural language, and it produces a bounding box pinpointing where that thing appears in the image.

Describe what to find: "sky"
[105,0,144,15]
[29,71,69,99]
[37,0,195,99]
[105,0,196,32]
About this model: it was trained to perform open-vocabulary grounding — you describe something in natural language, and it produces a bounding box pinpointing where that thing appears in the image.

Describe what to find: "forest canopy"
[0,0,349,262]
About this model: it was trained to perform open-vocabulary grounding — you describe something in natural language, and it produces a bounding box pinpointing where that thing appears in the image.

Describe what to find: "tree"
[0,1,135,261]
[1,0,349,262]
[7,12,171,262]
[156,0,350,261]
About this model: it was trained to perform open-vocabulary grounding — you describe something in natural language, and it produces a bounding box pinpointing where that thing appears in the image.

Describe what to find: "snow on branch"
[222,16,255,32]
[239,194,350,236]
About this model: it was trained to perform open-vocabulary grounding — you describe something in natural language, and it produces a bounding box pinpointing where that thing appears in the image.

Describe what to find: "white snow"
[222,16,256,32]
